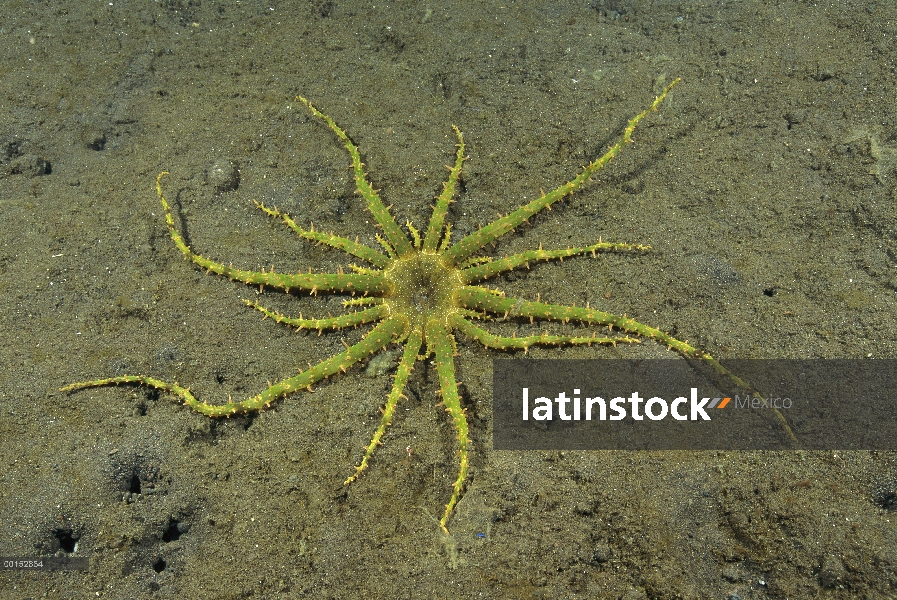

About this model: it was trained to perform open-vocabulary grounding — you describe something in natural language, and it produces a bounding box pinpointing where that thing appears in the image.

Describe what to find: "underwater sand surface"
[1,1,896,597]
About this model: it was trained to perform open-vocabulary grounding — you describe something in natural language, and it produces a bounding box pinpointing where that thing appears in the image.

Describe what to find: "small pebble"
[207,159,240,192]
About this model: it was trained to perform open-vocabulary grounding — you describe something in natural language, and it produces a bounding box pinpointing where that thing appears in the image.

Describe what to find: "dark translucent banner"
[493,359,897,450]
